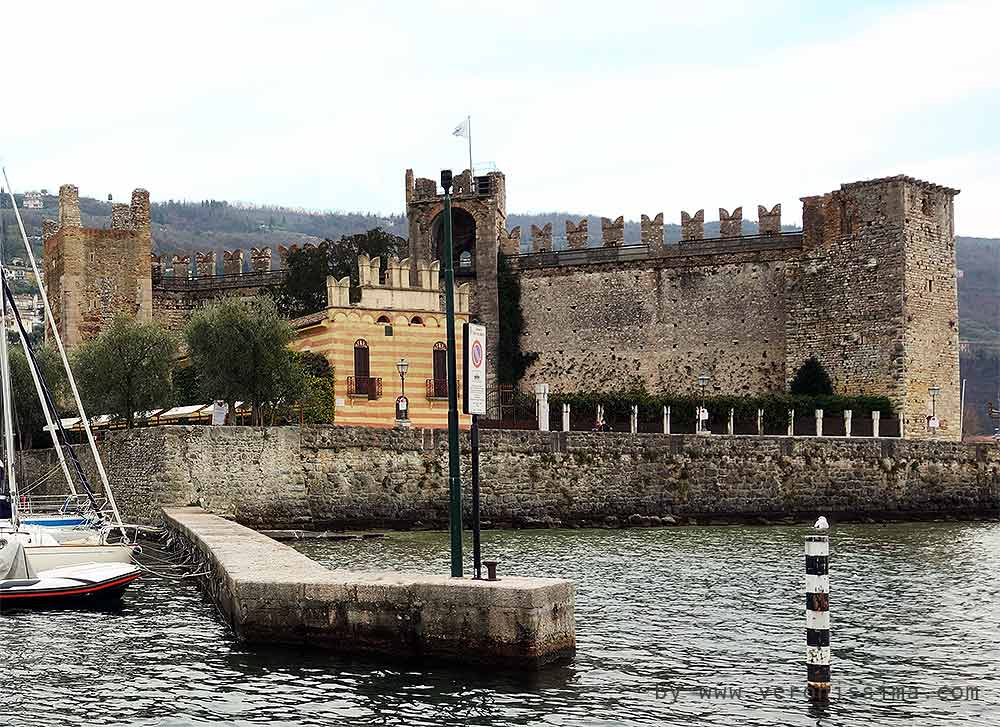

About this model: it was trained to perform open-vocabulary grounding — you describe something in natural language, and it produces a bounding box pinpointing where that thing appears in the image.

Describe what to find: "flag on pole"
[452,118,470,139]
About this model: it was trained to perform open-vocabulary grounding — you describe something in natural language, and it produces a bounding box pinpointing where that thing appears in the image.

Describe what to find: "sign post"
[463,321,487,580]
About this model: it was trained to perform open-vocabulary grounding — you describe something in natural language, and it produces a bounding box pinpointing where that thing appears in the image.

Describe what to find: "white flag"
[452,118,469,139]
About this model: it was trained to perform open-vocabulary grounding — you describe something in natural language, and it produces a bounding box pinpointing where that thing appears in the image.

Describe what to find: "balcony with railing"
[426,378,451,400]
[347,376,383,400]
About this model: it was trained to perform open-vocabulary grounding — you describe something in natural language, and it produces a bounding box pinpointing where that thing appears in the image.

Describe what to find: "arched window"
[432,342,448,398]
[410,316,424,326]
[432,207,476,275]
[376,314,391,324]
[353,339,370,395]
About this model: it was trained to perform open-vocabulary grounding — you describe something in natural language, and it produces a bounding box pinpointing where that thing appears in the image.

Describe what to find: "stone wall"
[517,250,792,395]
[43,184,152,348]
[19,425,998,530]
[151,273,285,331]
[789,176,961,440]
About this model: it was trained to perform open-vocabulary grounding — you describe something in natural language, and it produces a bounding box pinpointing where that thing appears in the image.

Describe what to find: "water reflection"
[0,521,996,726]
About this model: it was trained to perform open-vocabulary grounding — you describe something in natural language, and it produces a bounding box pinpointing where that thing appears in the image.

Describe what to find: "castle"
[43,169,962,441]
[404,169,961,442]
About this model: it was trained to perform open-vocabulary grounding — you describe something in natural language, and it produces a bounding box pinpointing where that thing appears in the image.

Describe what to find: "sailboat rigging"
[0,169,140,605]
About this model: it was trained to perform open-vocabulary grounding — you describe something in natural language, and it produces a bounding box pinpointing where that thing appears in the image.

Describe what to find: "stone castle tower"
[404,168,506,366]
[789,176,961,440]
[43,184,153,348]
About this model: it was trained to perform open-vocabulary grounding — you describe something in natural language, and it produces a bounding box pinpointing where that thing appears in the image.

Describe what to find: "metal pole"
[805,533,831,700]
[0,242,18,527]
[471,413,482,580]
[10,303,75,493]
[467,115,473,177]
[441,171,463,578]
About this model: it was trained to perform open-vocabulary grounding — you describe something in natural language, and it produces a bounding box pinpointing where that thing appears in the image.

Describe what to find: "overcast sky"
[3,0,999,235]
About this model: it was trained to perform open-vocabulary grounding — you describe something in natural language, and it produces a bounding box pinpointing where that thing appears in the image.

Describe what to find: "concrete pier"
[162,507,576,669]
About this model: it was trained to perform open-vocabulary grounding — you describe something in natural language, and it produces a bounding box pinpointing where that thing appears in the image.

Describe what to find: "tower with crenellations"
[404,168,506,368]
[43,184,153,348]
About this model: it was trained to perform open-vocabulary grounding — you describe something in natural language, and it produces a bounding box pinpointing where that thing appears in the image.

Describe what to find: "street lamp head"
[929,384,941,397]
[440,169,453,194]
[396,358,409,378]
[697,374,710,389]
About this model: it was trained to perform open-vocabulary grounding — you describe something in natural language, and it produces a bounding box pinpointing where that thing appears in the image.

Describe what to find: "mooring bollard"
[805,533,831,700]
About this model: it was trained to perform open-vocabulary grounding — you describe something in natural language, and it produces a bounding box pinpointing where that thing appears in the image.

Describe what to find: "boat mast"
[1,170,125,535]
[4,281,76,494]
[0,200,18,528]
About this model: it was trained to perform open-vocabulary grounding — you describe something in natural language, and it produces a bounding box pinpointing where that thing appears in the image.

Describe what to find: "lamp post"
[697,374,709,434]
[928,384,941,435]
[395,358,409,428]
[441,170,463,578]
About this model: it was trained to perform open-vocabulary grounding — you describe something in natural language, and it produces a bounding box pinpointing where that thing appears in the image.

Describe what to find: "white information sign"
[465,323,487,415]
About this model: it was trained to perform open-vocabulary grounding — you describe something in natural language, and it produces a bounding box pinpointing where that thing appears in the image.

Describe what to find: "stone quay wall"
[18,425,999,530]
[163,507,575,669]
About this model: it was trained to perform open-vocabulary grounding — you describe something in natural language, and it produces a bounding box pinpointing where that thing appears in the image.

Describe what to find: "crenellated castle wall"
[496,175,960,441]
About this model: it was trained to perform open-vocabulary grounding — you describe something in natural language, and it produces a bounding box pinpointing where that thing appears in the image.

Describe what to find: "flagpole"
[467,115,473,176]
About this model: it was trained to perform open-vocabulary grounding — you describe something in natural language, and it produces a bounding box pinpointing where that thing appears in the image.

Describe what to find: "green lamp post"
[441,169,463,577]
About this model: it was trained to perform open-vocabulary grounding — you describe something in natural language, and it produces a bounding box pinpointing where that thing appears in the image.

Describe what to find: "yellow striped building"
[291,254,472,429]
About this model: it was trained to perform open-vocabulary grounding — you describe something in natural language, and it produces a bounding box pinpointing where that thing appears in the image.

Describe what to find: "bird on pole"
[813,516,830,530]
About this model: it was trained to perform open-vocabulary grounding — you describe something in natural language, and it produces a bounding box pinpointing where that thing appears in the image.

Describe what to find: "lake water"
[1,522,997,726]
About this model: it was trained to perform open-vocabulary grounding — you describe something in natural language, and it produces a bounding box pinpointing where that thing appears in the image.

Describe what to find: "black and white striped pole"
[805,523,831,700]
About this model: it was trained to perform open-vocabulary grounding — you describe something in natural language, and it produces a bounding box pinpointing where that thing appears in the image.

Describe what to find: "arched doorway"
[431,207,476,276]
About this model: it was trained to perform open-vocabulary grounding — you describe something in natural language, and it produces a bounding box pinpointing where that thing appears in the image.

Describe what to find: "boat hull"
[24,544,136,571]
[0,565,140,607]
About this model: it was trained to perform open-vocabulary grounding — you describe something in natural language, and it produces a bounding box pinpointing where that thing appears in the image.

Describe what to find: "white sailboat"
[0,170,139,605]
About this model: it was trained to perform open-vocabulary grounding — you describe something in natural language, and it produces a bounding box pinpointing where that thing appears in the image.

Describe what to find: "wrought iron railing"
[347,376,382,400]
[426,378,450,400]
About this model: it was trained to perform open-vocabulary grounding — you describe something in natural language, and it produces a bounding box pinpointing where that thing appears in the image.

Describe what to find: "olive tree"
[10,344,68,448]
[73,316,177,428]
[185,296,303,425]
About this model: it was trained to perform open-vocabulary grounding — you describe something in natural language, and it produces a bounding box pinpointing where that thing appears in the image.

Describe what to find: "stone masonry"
[20,425,998,530]
[44,184,153,348]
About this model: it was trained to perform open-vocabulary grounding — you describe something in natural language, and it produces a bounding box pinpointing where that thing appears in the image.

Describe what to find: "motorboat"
[0,536,140,606]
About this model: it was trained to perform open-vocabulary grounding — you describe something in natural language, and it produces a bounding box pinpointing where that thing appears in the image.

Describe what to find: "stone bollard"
[844,410,852,438]
[663,405,671,435]
[562,403,570,432]
[805,533,831,700]
[630,405,638,434]
[815,409,824,437]
[757,408,764,436]
[535,384,550,432]
[727,408,735,436]
[872,410,881,438]
[788,409,795,437]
